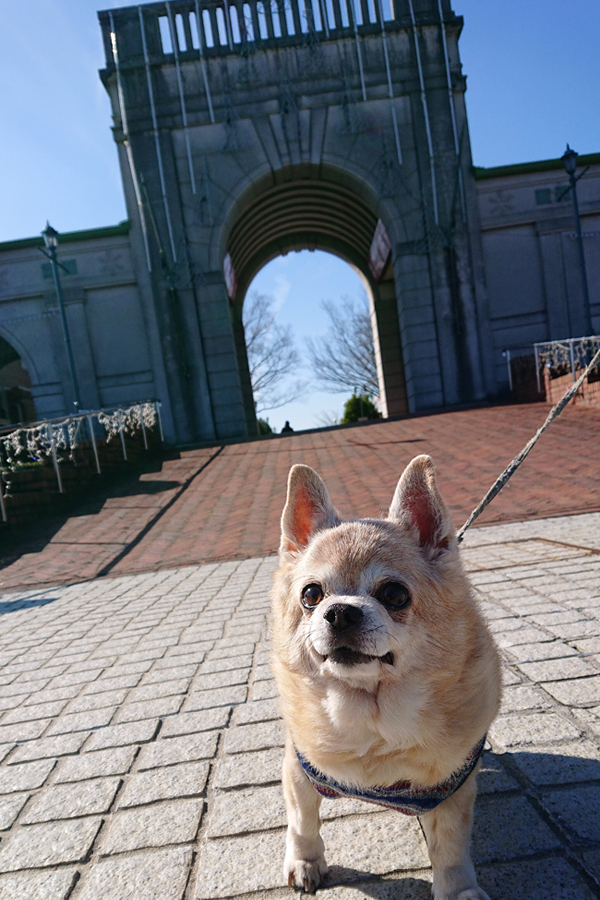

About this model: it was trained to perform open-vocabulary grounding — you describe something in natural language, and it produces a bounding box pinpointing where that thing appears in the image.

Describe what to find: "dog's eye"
[376,581,411,609]
[301,583,324,610]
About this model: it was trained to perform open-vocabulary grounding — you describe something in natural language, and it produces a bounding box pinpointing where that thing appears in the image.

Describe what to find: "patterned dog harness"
[297,734,486,816]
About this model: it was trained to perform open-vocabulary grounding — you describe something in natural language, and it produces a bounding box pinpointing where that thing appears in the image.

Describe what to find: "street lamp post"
[561,145,593,337]
[40,223,82,409]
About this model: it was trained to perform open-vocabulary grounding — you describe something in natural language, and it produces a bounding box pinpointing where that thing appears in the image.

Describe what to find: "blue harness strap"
[297,734,486,816]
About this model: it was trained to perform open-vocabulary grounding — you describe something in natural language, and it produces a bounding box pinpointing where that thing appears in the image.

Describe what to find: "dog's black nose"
[324,603,363,632]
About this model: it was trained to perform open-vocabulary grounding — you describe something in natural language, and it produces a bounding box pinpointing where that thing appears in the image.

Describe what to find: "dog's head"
[272,455,473,690]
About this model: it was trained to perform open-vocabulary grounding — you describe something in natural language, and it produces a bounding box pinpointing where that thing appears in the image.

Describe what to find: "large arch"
[0,326,40,385]
[0,332,36,426]
[223,165,408,429]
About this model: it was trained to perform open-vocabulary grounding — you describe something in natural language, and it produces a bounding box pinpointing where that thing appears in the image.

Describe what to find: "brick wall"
[1,432,160,527]
[543,368,600,408]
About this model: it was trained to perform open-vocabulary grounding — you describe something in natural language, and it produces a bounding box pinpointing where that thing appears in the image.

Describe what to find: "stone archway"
[0,334,36,426]
[223,165,408,428]
[100,0,494,443]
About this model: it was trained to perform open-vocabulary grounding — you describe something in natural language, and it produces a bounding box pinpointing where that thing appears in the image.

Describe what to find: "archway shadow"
[473,749,600,896]
[95,479,181,499]
[0,457,180,580]
[319,871,431,898]
[504,748,600,792]
[0,594,59,615]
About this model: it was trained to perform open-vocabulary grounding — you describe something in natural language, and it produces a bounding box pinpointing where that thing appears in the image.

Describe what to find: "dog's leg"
[419,771,490,900]
[282,738,327,893]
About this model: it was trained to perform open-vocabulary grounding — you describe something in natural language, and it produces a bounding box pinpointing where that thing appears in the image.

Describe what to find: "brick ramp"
[109,403,600,574]
[0,451,219,591]
[1,404,599,590]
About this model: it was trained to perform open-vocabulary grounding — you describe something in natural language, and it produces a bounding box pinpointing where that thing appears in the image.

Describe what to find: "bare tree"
[307,294,380,396]
[243,291,306,413]
[315,409,341,428]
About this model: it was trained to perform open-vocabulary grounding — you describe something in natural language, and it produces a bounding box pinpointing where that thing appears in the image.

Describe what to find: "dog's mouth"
[324,648,395,667]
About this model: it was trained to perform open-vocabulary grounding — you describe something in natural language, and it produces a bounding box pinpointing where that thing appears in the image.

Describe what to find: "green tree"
[341,393,382,424]
[256,418,273,435]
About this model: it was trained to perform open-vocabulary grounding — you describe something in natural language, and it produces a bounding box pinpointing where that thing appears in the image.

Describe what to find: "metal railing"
[0,401,163,523]
[501,346,536,393]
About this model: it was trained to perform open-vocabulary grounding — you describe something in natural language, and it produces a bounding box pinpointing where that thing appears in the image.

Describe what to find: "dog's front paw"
[432,863,491,900]
[285,857,327,893]
[434,880,491,900]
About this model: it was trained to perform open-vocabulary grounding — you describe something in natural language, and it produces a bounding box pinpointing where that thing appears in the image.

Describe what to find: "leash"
[456,345,600,543]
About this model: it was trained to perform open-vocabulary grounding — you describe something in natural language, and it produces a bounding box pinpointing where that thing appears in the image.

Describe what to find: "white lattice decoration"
[0,420,82,469]
[535,336,600,372]
[0,402,159,471]
[96,402,157,443]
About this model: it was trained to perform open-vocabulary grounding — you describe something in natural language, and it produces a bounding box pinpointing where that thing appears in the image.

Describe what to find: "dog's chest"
[321,681,424,757]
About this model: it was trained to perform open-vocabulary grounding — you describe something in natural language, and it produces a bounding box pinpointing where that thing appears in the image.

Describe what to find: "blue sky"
[2,1,599,429]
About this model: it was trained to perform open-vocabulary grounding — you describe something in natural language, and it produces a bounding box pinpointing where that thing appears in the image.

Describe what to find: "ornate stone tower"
[99,0,493,443]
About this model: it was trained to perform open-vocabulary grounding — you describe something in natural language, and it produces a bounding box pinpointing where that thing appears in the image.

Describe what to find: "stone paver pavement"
[0,512,599,898]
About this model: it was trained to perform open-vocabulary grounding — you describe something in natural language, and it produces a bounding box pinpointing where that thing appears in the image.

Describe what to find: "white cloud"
[272,275,291,313]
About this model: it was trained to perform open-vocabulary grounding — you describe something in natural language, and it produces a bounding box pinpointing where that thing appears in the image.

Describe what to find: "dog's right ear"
[388,455,455,557]
[280,465,338,554]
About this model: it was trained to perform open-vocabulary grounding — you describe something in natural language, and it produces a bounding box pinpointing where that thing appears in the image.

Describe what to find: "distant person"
[281,421,294,433]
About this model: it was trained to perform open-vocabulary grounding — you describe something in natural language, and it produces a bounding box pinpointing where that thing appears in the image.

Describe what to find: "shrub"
[341,394,382,424]
[257,418,273,435]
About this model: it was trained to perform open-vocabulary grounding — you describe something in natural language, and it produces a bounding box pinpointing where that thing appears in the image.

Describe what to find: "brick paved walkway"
[0,512,599,898]
[1,404,599,591]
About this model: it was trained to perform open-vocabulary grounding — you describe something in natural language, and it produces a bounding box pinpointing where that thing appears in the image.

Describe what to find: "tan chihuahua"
[271,456,501,900]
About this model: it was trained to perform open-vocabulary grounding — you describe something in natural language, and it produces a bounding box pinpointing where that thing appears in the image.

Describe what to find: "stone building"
[476,157,600,389]
[0,0,598,443]
[0,223,159,426]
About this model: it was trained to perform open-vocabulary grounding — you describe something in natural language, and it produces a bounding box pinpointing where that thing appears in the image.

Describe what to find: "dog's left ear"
[388,455,455,556]
[280,465,339,554]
